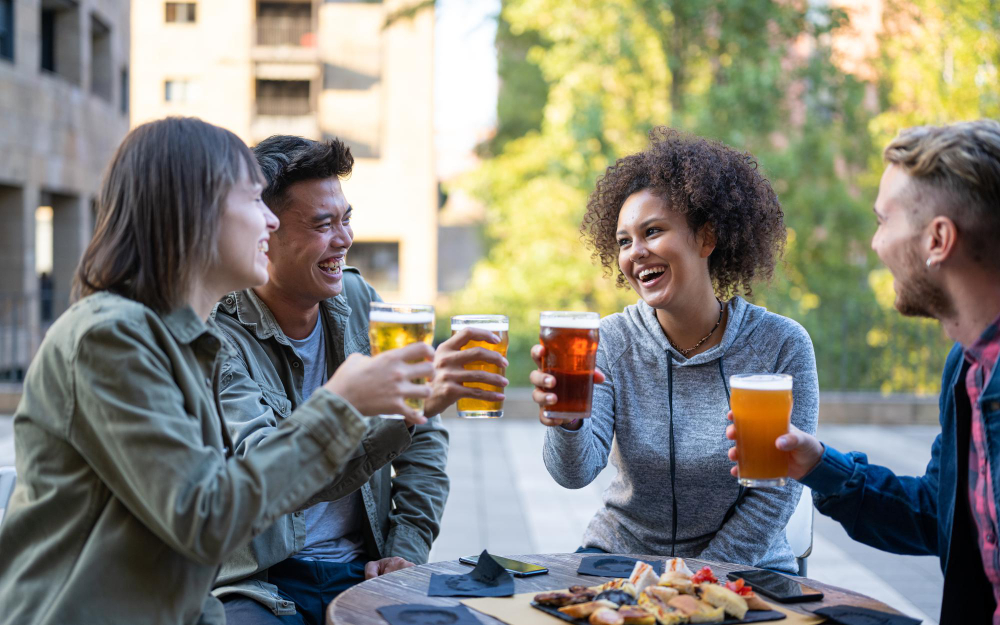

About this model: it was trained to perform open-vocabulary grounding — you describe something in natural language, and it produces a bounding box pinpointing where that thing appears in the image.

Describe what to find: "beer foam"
[729,374,793,391]
[452,321,508,331]
[539,313,600,329]
[369,311,435,324]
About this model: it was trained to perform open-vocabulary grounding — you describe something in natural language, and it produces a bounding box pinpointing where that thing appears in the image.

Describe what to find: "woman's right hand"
[324,342,436,426]
[529,344,605,430]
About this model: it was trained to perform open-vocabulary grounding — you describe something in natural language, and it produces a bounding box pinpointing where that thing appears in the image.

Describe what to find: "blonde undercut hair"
[884,119,1000,269]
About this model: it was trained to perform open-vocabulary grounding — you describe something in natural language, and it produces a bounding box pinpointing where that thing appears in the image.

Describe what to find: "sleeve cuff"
[287,388,368,466]
[798,444,858,495]
[386,523,431,564]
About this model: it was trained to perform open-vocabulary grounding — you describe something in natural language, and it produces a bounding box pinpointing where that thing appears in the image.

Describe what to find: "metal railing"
[256,12,313,47]
[256,79,311,116]
[0,294,31,383]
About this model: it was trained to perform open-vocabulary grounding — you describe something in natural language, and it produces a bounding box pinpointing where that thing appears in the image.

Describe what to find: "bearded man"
[727,119,1000,624]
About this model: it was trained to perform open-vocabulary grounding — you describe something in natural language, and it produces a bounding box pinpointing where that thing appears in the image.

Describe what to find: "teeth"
[318,259,343,270]
[258,240,268,253]
[638,267,665,280]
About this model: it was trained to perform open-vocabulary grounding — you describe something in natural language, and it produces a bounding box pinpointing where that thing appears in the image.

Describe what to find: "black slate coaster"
[576,555,664,577]
[813,606,922,625]
[531,603,786,625]
[427,550,515,597]
[378,603,482,625]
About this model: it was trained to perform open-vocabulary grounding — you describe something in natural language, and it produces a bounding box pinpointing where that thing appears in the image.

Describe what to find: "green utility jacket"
[210,268,450,615]
[0,292,369,625]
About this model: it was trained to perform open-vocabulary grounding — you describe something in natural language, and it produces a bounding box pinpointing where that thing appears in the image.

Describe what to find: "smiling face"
[871,164,953,319]
[265,176,353,305]
[616,188,716,311]
[214,172,279,293]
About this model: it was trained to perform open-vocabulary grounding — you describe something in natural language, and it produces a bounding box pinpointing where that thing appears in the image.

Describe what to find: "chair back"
[0,466,16,526]
[786,485,814,575]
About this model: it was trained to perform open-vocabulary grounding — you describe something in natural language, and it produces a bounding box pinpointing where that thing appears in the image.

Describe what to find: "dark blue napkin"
[427,550,515,597]
[378,603,482,625]
[576,555,664,577]
[813,606,921,625]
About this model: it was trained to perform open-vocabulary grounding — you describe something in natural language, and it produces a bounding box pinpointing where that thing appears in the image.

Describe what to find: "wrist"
[560,419,583,431]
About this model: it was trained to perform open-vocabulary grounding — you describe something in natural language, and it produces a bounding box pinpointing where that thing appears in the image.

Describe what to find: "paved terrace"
[0,411,943,623]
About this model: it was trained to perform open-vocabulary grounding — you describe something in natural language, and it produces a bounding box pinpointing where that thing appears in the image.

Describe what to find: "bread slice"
[589,607,625,625]
[628,562,661,596]
[637,594,687,625]
[658,571,694,595]
[699,584,749,619]
[689,604,725,623]
[618,606,656,625]
[643,586,679,603]
[559,600,619,619]
[664,557,694,577]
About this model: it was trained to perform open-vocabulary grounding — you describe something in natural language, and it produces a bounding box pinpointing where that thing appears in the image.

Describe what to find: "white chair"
[785,485,814,577]
[0,466,16,526]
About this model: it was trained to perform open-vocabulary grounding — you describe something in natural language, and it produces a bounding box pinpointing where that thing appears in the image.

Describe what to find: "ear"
[924,215,957,267]
[697,223,717,259]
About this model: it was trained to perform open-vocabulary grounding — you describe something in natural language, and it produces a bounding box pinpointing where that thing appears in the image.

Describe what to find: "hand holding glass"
[450,315,509,418]
[368,303,435,420]
[539,311,600,420]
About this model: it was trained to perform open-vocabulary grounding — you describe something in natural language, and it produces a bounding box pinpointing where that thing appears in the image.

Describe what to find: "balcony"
[253,3,318,63]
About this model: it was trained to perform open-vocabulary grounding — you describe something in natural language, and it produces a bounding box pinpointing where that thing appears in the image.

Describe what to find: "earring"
[926,258,939,271]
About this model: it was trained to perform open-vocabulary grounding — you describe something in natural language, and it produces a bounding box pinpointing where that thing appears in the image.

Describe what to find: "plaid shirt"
[965,311,1000,624]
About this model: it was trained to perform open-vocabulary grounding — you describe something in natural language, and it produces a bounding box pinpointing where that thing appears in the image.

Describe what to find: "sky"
[434,0,501,180]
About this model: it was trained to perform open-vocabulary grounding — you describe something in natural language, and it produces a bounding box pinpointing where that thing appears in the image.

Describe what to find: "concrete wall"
[0,0,130,376]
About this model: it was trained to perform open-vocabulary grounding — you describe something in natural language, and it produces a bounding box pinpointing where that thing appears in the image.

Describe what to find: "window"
[257,2,312,47]
[255,79,311,115]
[0,0,13,62]
[41,9,56,72]
[165,2,196,23]
[164,79,197,103]
[90,14,112,101]
[346,242,399,294]
[120,67,129,115]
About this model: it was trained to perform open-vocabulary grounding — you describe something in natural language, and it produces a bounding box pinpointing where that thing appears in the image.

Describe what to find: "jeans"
[221,558,367,625]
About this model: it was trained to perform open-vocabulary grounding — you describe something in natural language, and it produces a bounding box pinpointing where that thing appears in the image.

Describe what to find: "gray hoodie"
[543,296,818,573]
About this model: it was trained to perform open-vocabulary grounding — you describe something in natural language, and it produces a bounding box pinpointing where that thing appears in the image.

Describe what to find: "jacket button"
[388,451,397,460]
[990,401,1000,412]
[292,361,300,368]
[225,296,235,305]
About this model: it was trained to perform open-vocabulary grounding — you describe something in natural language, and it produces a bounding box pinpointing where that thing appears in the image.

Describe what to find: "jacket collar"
[161,305,214,345]
[221,288,351,344]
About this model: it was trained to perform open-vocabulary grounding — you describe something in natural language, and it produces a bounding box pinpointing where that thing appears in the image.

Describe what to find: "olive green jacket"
[0,292,370,625]
[210,269,450,615]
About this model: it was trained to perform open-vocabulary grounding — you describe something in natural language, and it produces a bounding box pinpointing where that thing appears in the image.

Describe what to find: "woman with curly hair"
[529,128,819,573]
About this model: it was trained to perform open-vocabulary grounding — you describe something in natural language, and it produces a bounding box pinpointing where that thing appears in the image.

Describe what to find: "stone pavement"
[0,415,942,623]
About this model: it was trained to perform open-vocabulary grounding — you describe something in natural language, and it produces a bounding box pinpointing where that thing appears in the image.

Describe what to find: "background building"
[0,0,130,383]
[131,0,437,305]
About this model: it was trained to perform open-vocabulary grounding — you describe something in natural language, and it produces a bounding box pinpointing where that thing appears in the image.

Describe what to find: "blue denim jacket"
[802,343,998,623]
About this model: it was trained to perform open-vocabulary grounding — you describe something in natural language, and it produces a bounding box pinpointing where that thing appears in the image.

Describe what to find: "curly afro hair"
[582,127,786,297]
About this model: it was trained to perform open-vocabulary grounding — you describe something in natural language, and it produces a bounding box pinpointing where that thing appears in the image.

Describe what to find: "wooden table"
[327,553,903,625]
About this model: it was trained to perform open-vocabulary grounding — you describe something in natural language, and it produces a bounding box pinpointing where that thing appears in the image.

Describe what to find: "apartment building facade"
[0,0,130,382]
[132,0,437,305]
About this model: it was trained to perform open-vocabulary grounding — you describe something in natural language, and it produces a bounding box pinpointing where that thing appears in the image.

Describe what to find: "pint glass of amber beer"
[368,303,435,419]
[730,374,794,487]
[450,315,509,419]
[539,311,600,420]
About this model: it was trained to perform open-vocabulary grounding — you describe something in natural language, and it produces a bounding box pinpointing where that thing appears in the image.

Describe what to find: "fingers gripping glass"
[730,374,793,487]
[450,315,509,419]
[368,303,435,420]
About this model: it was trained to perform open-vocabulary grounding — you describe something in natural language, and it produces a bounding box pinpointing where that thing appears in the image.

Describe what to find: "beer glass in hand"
[539,311,600,420]
[369,303,435,420]
[730,374,793,487]
[450,315,509,419]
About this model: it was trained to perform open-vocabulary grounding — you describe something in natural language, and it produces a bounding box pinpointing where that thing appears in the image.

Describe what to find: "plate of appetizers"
[531,558,785,625]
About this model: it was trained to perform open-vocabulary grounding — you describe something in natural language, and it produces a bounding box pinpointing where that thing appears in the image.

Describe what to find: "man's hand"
[528,344,605,430]
[323,342,435,426]
[725,411,825,480]
[423,327,509,417]
[364,556,415,580]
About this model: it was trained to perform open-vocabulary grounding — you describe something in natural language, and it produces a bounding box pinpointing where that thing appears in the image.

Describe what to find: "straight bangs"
[75,117,264,312]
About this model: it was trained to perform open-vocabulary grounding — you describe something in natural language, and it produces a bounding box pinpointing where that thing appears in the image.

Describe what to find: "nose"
[263,204,279,232]
[629,241,649,263]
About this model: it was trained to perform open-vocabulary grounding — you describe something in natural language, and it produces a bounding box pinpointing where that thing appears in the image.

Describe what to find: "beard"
[893,244,954,319]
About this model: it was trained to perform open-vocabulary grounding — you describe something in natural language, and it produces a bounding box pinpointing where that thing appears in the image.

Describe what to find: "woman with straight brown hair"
[0,117,434,625]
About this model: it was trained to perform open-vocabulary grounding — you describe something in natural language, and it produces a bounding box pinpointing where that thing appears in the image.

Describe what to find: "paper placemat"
[462,591,826,625]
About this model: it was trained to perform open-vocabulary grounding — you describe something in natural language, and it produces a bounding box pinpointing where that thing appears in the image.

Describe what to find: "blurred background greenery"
[440,0,1000,393]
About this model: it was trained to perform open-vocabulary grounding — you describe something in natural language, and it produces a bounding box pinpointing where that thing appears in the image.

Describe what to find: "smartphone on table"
[727,570,824,603]
[459,554,549,577]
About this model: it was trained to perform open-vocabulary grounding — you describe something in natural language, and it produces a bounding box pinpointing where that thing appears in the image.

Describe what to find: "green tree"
[451,0,998,392]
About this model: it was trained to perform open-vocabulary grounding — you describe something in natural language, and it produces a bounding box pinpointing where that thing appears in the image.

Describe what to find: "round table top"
[326,552,902,625]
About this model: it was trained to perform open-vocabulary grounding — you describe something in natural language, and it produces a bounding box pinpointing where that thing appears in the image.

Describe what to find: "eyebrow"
[310,206,352,225]
[616,218,662,236]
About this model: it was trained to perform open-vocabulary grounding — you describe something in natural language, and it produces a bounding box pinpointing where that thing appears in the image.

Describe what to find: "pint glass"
[539,311,600,420]
[368,303,435,419]
[450,315,509,419]
[730,374,793,487]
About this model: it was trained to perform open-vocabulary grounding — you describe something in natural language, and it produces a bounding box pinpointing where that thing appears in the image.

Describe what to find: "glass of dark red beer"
[539,311,600,420]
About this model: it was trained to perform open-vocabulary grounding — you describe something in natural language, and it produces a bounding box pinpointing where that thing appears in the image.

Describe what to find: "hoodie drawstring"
[667,351,678,557]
